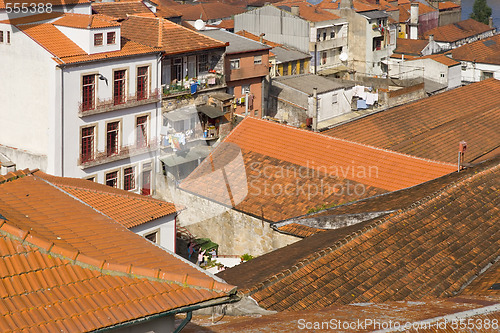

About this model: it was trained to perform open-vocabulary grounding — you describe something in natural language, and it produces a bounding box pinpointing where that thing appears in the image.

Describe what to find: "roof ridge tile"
[234,117,456,168]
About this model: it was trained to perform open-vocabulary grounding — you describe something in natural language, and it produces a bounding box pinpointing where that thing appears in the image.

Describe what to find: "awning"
[197,104,224,118]
[318,65,350,76]
[159,145,212,167]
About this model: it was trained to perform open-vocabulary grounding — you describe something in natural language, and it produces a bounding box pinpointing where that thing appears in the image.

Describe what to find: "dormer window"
[107,32,116,45]
[94,33,103,46]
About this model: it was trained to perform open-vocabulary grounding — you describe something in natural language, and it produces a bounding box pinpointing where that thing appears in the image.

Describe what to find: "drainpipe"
[312,87,318,132]
[61,67,64,177]
[173,311,192,333]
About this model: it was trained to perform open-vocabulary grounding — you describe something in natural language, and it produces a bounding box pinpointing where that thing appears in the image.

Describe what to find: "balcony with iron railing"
[78,139,158,168]
[162,73,226,98]
[79,89,161,117]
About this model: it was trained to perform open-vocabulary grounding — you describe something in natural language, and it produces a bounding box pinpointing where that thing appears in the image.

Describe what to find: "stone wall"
[155,177,299,256]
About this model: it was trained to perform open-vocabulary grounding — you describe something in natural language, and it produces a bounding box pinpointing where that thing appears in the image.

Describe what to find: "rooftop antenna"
[458,141,467,172]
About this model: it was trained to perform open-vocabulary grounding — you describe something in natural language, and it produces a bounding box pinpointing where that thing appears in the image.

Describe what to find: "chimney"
[428,34,434,43]
[291,5,299,16]
[489,16,493,28]
[409,2,419,40]
[259,33,265,43]
[340,0,353,9]
[410,3,418,25]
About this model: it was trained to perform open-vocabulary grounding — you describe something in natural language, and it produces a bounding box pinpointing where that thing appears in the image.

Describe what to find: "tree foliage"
[470,0,493,25]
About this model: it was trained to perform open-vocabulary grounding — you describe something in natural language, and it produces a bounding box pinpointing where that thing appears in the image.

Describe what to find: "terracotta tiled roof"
[462,260,500,297]
[418,53,460,67]
[439,1,461,10]
[302,156,500,220]
[121,15,226,55]
[181,117,455,222]
[236,30,281,47]
[0,12,64,25]
[400,1,436,15]
[393,38,429,56]
[182,296,500,333]
[0,174,235,332]
[216,19,234,30]
[169,2,245,21]
[451,34,500,65]
[33,171,178,229]
[219,161,500,311]
[324,79,500,164]
[274,0,341,22]
[218,157,498,286]
[14,18,160,65]
[424,18,494,43]
[92,1,157,20]
[53,13,121,28]
[0,0,89,9]
[318,0,382,12]
[276,223,326,237]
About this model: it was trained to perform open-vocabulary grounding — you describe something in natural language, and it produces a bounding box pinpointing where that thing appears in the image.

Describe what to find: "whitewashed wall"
[130,214,176,252]
[0,24,55,167]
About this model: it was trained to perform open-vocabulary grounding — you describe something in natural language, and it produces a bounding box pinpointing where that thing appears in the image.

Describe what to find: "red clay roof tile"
[324,79,500,164]
[15,19,160,65]
[0,175,236,332]
[451,34,500,65]
[274,0,341,22]
[120,15,226,55]
[424,18,494,43]
[92,1,157,20]
[181,117,455,222]
[35,171,178,229]
[53,13,120,28]
[169,1,245,21]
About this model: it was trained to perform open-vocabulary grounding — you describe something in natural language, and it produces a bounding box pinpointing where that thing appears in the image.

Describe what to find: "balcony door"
[141,168,151,195]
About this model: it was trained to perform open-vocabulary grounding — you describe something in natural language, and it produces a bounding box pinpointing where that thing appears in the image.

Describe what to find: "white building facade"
[234,4,348,74]
[0,13,162,195]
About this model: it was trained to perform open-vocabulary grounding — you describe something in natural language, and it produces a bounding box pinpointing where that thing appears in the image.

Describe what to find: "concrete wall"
[130,214,176,252]
[438,9,461,26]
[156,184,299,256]
[235,6,310,53]
[329,8,368,75]
[460,61,500,83]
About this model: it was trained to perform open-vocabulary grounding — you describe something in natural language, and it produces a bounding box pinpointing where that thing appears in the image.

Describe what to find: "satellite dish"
[339,52,348,62]
[194,19,206,31]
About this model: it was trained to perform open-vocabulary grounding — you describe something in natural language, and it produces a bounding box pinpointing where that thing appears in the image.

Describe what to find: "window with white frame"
[0,31,3,43]
[254,55,262,65]
[230,58,240,69]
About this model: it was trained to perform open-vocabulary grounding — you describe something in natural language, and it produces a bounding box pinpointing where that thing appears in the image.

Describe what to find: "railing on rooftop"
[162,74,225,98]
